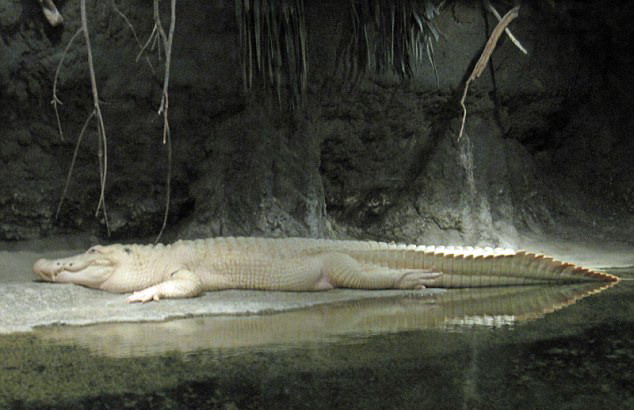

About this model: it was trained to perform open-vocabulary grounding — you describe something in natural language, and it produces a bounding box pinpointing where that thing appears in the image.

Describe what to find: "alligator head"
[32,245,129,289]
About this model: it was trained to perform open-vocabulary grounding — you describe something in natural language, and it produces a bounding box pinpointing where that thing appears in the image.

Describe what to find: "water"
[1,268,632,410]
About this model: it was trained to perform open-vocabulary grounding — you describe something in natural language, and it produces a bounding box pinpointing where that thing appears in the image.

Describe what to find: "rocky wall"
[1,0,632,245]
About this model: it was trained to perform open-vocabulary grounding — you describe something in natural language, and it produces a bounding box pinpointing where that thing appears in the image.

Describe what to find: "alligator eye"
[124,247,132,254]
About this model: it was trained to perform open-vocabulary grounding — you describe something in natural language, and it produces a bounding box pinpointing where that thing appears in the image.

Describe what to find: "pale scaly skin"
[32,237,620,303]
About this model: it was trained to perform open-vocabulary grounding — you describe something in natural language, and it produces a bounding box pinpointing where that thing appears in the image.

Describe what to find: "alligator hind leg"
[321,253,442,290]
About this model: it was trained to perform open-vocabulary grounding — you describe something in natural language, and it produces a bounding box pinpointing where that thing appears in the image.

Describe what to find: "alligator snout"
[32,257,90,281]
[33,258,59,281]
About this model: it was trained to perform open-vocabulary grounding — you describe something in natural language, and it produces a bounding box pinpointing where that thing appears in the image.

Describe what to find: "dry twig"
[458,5,519,141]
[483,0,527,55]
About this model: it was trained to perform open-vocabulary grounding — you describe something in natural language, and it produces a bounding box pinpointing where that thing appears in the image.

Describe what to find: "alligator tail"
[347,244,620,287]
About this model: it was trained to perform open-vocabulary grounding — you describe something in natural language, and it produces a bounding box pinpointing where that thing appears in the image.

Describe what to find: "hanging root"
[52,28,83,142]
[55,1,178,237]
[53,0,111,233]
[53,4,110,234]
[80,0,110,235]
[150,0,177,244]
[56,111,95,219]
[458,5,519,141]
[111,0,156,74]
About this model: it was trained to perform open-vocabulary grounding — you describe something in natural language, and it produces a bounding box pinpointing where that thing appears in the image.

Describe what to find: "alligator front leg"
[127,270,203,303]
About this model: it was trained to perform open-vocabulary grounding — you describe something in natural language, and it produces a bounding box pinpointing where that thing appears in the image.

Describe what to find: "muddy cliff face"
[1,1,632,245]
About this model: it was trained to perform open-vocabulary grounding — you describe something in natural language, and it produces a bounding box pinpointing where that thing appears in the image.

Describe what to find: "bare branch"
[483,0,527,55]
[458,5,519,141]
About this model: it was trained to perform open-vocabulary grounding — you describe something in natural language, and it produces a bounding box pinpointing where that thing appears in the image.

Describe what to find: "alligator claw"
[127,287,161,303]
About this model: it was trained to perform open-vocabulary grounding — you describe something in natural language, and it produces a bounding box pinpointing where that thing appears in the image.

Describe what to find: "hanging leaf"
[340,0,443,82]
[235,0,308,109]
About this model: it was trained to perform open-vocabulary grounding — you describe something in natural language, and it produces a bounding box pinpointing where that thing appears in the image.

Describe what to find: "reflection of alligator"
[37,281,616,358]
[32,238,620,302]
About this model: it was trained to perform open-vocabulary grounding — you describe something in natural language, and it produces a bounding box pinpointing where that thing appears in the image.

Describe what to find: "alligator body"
[32,237,619,303]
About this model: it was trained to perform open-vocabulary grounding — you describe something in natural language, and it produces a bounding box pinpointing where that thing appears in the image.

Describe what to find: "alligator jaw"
[32,253,115,288]
[32,258,59,282]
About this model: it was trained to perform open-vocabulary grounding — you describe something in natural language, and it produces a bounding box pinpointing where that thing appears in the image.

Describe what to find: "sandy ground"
[1,236,632,335]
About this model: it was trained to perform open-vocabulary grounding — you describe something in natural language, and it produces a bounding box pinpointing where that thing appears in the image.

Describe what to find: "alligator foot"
[397,271,443,289]
[127,287,162,303]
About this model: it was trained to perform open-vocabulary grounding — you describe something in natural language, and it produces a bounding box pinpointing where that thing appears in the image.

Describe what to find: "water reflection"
[36,282,615,358]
